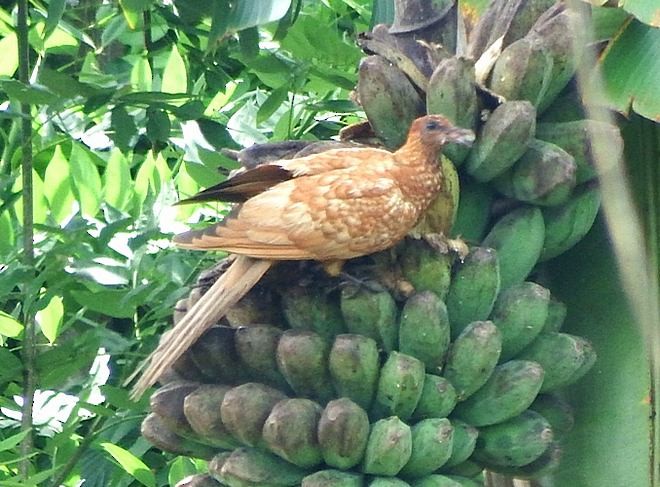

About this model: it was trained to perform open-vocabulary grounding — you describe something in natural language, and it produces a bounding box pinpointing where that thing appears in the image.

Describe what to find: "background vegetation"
[0,0,657,486]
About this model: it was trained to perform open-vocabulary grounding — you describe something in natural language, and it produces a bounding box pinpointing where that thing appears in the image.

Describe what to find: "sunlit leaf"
[12,169,49,224]
[257,85,289,124]
[0,311,23,338]
[69,143,103,217]
[228,0,291,31]
[0,211,15,257]
[99,443,155,487]
[35,294,63,344]
[130,57,153,92]
[600,19,660,121]
[167,457,199,487]
[0,32,18,77]
[43,0,66,41]
[43,145,76,224]
[162,45,187,95]
[119,0,152,30]
[615,0,660,27]
[103,149,133,211]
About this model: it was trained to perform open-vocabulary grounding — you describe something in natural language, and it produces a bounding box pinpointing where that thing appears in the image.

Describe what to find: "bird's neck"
[393,138,444,208]
[395,136,442,167]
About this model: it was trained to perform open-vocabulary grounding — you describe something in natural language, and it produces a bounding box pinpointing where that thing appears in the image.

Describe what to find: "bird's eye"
[425,121,440,130]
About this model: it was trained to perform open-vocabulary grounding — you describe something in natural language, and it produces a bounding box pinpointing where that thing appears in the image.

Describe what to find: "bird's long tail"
[130,256,274,399]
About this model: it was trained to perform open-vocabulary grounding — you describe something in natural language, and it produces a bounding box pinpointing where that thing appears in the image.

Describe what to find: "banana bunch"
[142,0,620,485]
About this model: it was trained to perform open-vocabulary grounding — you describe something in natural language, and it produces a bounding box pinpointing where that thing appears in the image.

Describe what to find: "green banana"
[207,452,232,481]
[410,475,464,487]
[412,374,457,420]
[213,447,307,487]
[358,55,424,149]
[536,120,622,183]
[262,398,323,468]
[369,479,411,487]
[328,334,380,410]
[542,296,567,333]
[399,418,454,478]
[412,156,460,236]
[141,413,216,459]
[301,470,363,487]
[540,185,601,261]
[189,326,247,384]
[340,284,398,352]
[281,285,346,341]
[440,460,484,479]
[482,206,545,289]
[453,360,544,426]
[220,383,288,447]
[176,473,222,487]
[399,240,454,300]
[446,248,501,336]
[530,394,574,440]
[276,330,336,403]
[234,325,290,391]
[489,37,553,108]
[501,440,562,478]
[518,332,596,392]
[149,381,199,436]
[318,398,370,470]
[426,57,478,165]
[466,101,536,182]
[444,321,502,400]
[473,410,553,468]
[399,291,451,373]
[372,352,426,420]
[443,420,479,468]
[490,282,550,361]
[450,179,493,242]
[362,417,412,476]
[493,139,577,206]
[183,385,242,449]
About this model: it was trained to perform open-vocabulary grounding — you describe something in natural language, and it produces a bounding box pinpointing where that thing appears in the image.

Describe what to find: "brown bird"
[131,114,474,398]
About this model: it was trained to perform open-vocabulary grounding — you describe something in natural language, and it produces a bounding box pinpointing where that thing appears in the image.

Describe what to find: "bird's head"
[408,114,475,151]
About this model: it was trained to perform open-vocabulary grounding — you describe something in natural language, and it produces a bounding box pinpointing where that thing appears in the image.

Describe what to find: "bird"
[131,114,474,399]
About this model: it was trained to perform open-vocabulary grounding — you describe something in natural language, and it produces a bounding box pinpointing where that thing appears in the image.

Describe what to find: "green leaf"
[600,19,660,121]
[0,311,23,338]
[119,0,152,30]
[12,169,49,225]
[69,143,103,218]
[616,0,660,27]
[208,0,232,47]
[0,348,22,384]
[257,85,289,124]
[0,430,31,453]
[162,45,187,94]
[0,211,15,257]
[99,443,156,487]
[371,0,394,27]
[43,0,66,41]
[43,145,75,224]
[70,289,136,319]
[111,105,137,152]
[239,27,260,59]
[0,32,18,76]
[103,149,133,211]
[35,295,63,344]
[130,57,153,92]
[167,457,199,487]
[134,152,172,208]
[146,109,171,144]
[228,0,291,31]
[0,80,58,105]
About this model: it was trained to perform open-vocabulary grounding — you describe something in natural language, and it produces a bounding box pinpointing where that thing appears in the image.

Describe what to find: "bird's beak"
[446,127,475,146]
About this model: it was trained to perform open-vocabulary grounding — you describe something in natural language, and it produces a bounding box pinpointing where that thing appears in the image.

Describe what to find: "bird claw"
[423,233,470,261]
[338,272,386,295]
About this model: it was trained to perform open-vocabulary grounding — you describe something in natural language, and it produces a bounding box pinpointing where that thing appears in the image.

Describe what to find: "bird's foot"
[423,233,470,261]
[338,271,386,296]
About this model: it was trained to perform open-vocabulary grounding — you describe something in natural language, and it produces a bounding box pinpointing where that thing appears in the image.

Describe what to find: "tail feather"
[130,256,274,399]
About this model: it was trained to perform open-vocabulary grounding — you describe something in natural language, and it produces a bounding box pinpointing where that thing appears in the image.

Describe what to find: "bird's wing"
[173,166,416,261]
[177,147,395,204]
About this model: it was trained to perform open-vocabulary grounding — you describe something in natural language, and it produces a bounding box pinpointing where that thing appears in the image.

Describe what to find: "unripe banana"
[518,332,596,392]
[141,413,216,459]
[281,285,346,340]
[188,326,247,383]
[362,417,412,476]
[372,352,426,420]
[399,291,451,373]
[482,206,545,289]
[473,410,553,468]
[340,284,398,352]
[446,248,500,336]
[444,321,502,400]
[235,325,290,391]
[542,296,567,333]
[426,57,478,165]
[412,374,457,420]
[399,240,454,299]
[493,139,577,206]
[490,282,550,361]
[489,37,553,107]
[536,120,622,183]
[399,418,454,477]
[262,398,323,468]
[450,179,493,242]
[301,470,363,487]
[175,474,221,487]
[207,452,232,480]
[358,55,424,149]
[502,440,562,478]
[530,394,574,440]
[444,420,479,468]
[466,101,536,182]
[184,385,242,449]
[540,185,601,261]
[318,398,370,470]
[454,360,544,426]
[276,330,336,403]
[440,460,483,479]
[412,156,460,236]
[220,383,288,447]
[212,447,306,487]
[329,334,380,409]
[149,381,199,436]
[410,475,461,487]
[369,479,411,487]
